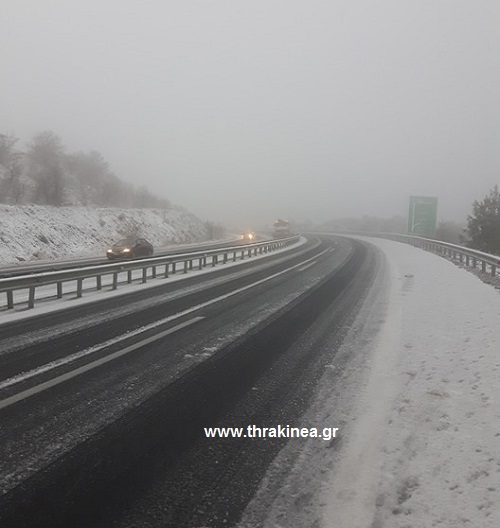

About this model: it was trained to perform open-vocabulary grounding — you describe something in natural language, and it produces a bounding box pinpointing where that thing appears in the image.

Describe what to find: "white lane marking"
[297,260,317,272]
[0,245,332,405]
[0,317,204,410]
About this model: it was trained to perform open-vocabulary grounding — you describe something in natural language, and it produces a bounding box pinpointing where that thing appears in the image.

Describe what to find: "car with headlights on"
[240,231,256,241]
[106,238,154,260]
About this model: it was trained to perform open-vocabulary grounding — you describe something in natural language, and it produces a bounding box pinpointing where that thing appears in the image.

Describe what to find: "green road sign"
[408,196,438,236]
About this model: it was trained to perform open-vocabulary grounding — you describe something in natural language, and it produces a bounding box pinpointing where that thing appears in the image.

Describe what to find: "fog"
[1,1,499,227]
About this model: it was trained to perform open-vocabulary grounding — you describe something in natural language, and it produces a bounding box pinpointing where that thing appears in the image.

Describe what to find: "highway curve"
[0,235,379,528]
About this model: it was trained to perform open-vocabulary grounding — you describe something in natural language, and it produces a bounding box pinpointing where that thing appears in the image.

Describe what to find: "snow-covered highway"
[1,234,499,528]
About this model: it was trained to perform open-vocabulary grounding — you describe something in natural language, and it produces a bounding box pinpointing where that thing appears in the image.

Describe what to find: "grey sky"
[1,0,499,227]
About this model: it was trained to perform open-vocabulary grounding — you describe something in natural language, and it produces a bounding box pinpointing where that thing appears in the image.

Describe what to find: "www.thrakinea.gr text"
[204,425,339,441]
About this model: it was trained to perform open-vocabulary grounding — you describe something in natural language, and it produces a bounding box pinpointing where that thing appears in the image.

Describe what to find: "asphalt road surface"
[0,235,379,528]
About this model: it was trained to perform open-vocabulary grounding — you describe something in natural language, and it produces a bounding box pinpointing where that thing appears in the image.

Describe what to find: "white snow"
[0,204,209,265]
[323,237,500,528]
[239,236,500,528]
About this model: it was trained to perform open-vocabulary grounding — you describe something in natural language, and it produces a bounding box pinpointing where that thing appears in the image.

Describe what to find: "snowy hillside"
[0,205,209,265]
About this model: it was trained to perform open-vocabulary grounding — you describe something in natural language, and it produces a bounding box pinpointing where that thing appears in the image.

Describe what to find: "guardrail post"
[77,278,83,298]
[164,263,169,278]
[7,291,14,309]
[96,276,102,290]
[112,272,118,290]
[172,262,176,274]
[184,260,188,274]
[465,255,470,267]
[28,286,35,309]
[199,258,203,270]
[212,255,218,267]
[233,251,237,262]
[127,270,132,284]
[57,282,63,298]
[241,250,244,260]
[189,260,193,271]
[482,261,487,272]
[142,268,147,283]
[248,248,252,257]
[223,253,228,264]
[152,266,157,278]
[472,257,477,268]
[491,265,496,277]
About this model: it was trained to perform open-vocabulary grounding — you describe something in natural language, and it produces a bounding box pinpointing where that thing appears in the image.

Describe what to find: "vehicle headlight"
[107,249,112,253]
[122,248,131,252]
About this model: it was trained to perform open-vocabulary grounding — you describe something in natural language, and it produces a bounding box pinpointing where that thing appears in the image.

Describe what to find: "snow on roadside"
[0,204,208,265]
[327,238,500,528]
[239,237,500,528]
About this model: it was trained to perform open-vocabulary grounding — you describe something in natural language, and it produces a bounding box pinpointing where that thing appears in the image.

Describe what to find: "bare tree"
[28,131,66,206]
[66,150,111,205]
[0,133,18,166]
[0,154,25,203]
[0,134,27,204]
[2,130,171,209]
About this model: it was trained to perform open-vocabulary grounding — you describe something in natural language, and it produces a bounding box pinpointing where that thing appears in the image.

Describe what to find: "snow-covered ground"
[239,236,500,528]
[0,205,209,265]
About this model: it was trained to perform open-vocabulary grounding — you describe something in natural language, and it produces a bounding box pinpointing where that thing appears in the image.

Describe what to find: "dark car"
[106,238,154,260]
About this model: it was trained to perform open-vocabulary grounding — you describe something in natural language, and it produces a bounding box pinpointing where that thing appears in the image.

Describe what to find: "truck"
[273,218,291,238]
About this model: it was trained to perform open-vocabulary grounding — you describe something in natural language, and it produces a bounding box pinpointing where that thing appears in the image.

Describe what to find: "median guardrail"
[0,236,300,310]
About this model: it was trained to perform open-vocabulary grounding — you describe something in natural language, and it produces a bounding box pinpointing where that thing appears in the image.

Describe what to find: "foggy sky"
[1,1,499,227]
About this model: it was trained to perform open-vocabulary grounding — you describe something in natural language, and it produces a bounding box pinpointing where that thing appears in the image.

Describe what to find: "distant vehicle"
[106,238,154,260]
[273,219,291,238]
[240,231,256,241]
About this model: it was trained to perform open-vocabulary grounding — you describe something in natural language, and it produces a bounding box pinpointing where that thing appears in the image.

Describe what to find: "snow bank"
[239,237,500,528]
[322,238,500,528]
[0,205,208,265]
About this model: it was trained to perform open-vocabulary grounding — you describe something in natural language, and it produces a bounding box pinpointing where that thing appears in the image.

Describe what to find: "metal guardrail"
[341,231,500,277]
[0,236,244,279]
[0,236,300,310]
